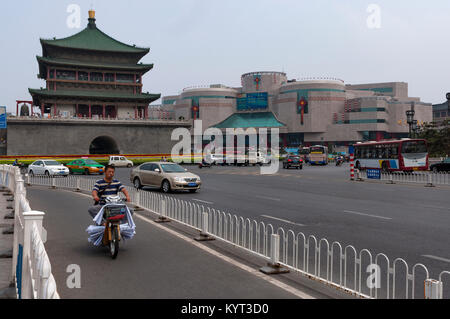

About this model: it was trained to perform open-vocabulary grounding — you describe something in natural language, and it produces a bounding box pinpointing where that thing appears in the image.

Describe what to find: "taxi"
[66,158,105,175]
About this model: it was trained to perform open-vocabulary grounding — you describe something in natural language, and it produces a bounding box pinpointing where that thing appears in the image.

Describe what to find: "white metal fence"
[0,165,59,299]
[356,170,450,186]
[27,174,450,299]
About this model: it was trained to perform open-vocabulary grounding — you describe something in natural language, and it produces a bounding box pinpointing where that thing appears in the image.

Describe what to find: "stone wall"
[6,119,191,155]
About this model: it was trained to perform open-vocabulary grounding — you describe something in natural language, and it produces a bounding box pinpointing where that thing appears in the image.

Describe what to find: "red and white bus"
[354,139,429,172]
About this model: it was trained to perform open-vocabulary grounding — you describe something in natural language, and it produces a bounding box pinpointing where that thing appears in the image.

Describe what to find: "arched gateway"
[89,136,119,154]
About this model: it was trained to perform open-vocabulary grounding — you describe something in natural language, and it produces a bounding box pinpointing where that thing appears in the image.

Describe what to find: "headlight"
[174,177,184,183]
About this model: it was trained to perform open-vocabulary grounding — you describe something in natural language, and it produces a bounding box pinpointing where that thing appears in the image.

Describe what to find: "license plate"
[188,183,197,187]
[59,172,66,174]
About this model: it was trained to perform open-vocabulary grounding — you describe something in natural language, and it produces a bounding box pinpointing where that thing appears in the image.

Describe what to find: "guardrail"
[356,170,450,186]
[27,174,450,299]
[0,165,59,299]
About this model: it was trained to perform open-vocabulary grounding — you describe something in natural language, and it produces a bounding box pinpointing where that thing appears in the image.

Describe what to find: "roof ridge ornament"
[88,9,96,29]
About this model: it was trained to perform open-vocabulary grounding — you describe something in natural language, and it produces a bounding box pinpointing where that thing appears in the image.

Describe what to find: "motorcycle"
[198,158,212,169]
[335,157,344,166]
[86,196,136,259]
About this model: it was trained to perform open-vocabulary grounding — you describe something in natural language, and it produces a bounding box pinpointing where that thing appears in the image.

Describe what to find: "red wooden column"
[134,106,137,119]
[76,104,79,117]
[88,104,91,118]
[102,104,105,118]
[133,74,136,94]
[53,104,57,117]
[41,105,44,117]
[16,102,18,116]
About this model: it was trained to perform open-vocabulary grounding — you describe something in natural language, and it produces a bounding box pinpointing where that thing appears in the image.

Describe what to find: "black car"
[430,158,450,172]
[283,155,303,169]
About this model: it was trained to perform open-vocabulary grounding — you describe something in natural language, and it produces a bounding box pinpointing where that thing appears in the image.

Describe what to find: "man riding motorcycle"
[88,165,132,218]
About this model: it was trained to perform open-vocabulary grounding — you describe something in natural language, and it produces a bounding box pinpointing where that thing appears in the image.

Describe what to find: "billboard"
[0,106,6,129]
[237,92,268,111]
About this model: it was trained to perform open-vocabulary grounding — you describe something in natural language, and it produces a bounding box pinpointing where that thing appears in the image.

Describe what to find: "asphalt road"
[38,162,450,298]
[26,187,306,299]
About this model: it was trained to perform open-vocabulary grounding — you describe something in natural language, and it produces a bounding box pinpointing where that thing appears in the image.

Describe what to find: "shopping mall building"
[161,71,433,148]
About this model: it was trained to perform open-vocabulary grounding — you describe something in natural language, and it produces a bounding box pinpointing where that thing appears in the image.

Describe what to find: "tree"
[416,120,450,157]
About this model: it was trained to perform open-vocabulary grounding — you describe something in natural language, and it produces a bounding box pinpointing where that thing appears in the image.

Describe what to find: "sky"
[1,0,449,114]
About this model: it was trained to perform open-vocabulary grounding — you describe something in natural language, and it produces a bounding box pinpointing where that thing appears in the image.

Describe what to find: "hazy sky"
[1,0,449,113]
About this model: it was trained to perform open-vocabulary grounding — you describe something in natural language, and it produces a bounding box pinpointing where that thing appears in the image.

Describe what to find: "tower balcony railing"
[10,111,181,122]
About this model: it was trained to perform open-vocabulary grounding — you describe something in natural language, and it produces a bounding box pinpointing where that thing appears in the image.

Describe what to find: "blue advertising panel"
[367,169,381,179]
[0,106,6,129]
[237,93,268,111]
[348,145,355,155]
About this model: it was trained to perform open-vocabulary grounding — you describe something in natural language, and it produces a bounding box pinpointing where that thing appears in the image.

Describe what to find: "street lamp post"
[411,120,418,138]
[406,107,415,138]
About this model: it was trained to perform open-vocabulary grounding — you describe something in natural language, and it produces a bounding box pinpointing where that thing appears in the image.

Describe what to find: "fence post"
[356,169,363,181]
[50,178,56,189]
[155,199,170,223]
[387,173,395,184]
[75,178,81,192]
[11,175,25,282]
[424,279,442,299]
[194,212,215,241]
[259,234,290,275]
[425,174,435,188]
[133,190,143,212]
[21,211,45,299]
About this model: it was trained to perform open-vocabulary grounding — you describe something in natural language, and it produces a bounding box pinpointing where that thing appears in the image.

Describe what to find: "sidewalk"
[0,187,15,299]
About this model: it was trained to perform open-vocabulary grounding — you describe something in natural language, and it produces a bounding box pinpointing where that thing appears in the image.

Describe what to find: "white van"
[248,151,270,165]
[109,156,134,168]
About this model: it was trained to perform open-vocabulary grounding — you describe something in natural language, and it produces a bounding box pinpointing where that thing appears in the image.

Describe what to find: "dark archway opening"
[89,136,120,154]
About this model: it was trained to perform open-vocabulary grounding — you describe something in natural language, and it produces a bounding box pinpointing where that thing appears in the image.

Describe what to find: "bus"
[354,139,428,172]
[308,145,328,165]
[298,147,310,163]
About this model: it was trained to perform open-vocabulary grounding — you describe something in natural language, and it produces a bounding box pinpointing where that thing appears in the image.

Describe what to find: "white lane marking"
[192,199,214,205]
[134,213,314,299]
[342,210,392,220]
[422,255,450,264]
[420,205,449,210]
[261,215,305,227]
[255,195,281,202]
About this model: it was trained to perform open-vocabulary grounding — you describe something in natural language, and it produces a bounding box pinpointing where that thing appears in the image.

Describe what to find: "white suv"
[108,156,133,168]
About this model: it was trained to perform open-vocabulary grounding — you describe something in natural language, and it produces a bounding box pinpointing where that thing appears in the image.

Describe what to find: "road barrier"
[356,170,450,186]
[27,174,450,299]
[0,165,59,299]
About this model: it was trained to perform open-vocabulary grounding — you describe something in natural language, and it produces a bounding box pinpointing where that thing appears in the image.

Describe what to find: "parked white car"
[109,156,134,168]
[28,160,69,176]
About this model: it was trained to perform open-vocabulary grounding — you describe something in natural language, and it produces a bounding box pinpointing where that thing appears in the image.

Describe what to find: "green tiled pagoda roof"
[29,88,160,103]
[40,18,149,54]
[213,112,286,128]
[36,56,153,75]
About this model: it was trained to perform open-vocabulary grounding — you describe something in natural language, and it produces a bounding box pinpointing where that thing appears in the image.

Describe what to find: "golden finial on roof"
[89,10,95,19]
